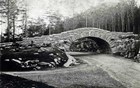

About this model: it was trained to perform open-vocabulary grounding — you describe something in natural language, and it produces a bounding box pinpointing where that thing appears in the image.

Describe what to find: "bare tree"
[0,0,18,41]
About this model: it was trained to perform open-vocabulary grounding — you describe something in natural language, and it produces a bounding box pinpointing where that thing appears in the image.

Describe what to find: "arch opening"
[70,37,112,54]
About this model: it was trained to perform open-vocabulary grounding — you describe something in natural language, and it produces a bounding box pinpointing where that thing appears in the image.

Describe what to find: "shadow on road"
[0,74,54,88]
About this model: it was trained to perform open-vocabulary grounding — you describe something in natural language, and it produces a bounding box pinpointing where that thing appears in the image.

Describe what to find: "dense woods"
[62,0,140,34]
[0,0,140,39]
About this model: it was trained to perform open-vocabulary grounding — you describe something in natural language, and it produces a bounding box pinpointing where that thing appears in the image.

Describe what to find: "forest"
[0,0,140,40]
[62,0,140,34]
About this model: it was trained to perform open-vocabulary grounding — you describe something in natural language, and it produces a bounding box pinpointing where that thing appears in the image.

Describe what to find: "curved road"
[3,54,140,88]
[78,54,140,88]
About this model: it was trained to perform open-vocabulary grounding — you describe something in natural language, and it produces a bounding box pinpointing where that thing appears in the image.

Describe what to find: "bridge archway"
[70,37,112,54]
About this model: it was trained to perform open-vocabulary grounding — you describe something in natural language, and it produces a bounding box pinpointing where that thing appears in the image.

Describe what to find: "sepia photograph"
[0,0,140,88]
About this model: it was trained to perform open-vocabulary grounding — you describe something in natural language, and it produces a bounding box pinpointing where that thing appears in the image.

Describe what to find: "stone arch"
[70,36,112,54]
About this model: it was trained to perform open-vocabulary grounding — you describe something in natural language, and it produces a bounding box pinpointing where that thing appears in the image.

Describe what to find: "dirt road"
[77,54,140,88]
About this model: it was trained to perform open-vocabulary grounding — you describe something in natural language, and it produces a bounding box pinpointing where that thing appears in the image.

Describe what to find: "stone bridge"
[22,27,136,53]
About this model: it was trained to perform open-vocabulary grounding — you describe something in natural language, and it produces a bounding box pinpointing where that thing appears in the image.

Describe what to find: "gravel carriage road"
[2,53,140,88]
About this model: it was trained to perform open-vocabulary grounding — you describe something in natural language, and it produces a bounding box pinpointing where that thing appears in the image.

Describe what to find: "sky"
[25,0,120,18]
[25,0,140,19]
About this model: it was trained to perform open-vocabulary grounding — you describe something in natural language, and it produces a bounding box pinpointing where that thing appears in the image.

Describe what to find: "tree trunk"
[12,15,15,41]
[6,0,10,42]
